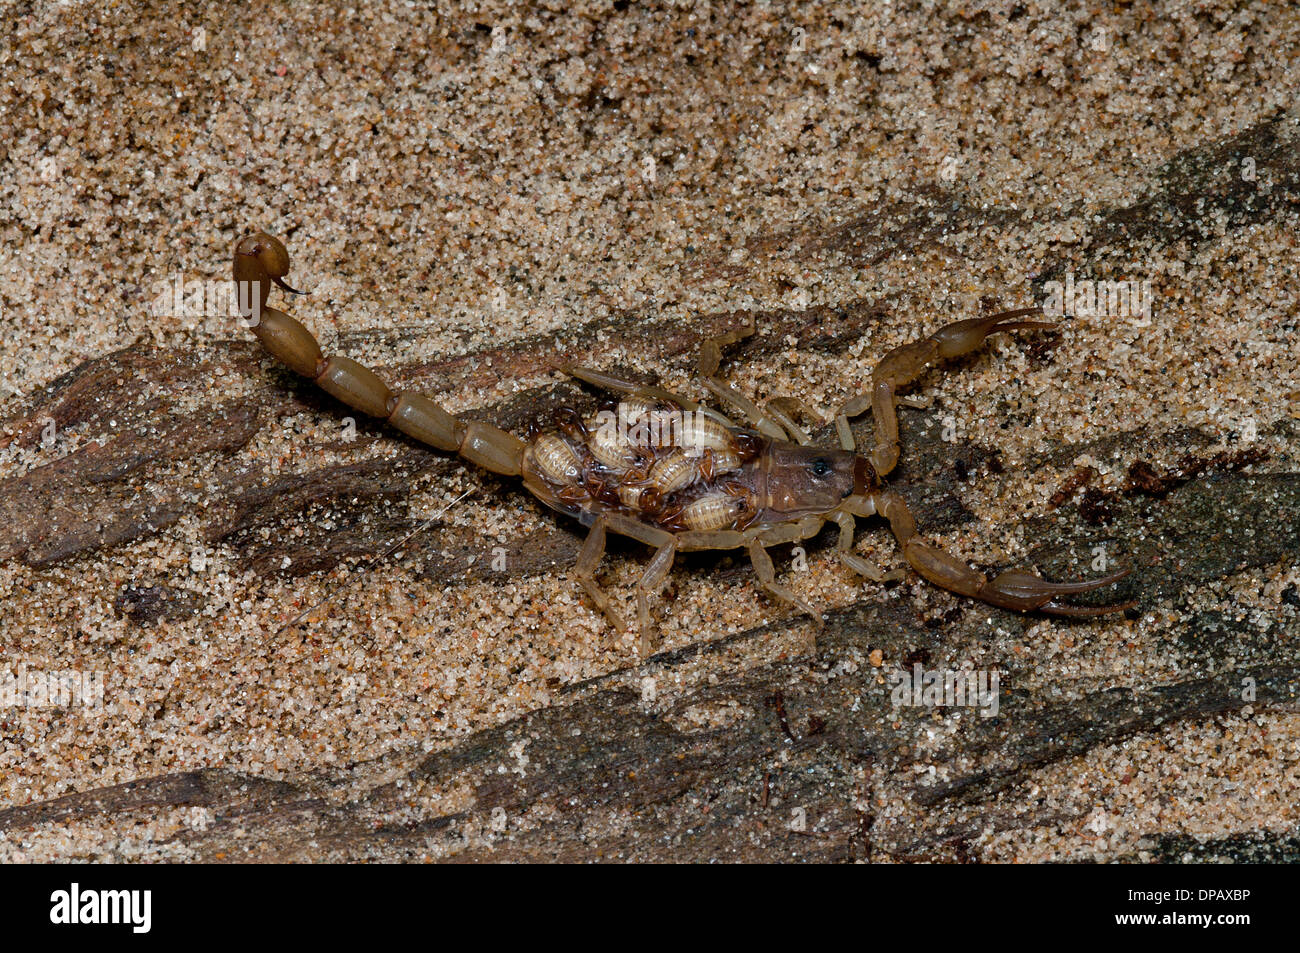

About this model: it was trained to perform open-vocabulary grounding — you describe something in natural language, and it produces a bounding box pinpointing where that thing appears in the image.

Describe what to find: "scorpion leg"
[634,540,678,656]
[763,396,815,445]
[601,512,680,652]
[838,308,1054,476]
[873,490,1133,616]
[829,510,904,583]
[574,515,626,633]
[835,414,856,452]
[695,317,790,440]
[747,539,822,627]
[699,378,789,440]
[696,316,756,380]
[565,367,741,430]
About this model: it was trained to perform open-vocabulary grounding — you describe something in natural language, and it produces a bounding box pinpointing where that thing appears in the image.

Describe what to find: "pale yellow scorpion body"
[235,233,1131,652]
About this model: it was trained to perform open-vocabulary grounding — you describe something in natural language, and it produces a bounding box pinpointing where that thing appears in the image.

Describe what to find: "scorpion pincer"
[234,232,1133,654]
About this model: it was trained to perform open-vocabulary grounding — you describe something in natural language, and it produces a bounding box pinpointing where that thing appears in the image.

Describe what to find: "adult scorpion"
[234,232,1131,653]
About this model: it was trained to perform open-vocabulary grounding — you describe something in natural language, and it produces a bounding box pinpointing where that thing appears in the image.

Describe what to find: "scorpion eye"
[810,457,831,478]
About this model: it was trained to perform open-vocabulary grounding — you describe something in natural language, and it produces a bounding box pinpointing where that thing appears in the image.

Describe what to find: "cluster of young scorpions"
[234,232,1131,652]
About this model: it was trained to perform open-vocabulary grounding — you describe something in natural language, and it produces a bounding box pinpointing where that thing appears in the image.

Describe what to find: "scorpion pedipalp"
[976,567,1137,617]
[875,491,1134,618]
[838,307,1057,476]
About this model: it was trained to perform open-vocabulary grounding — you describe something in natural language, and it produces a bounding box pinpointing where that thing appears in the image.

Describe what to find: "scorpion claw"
[1036,598,1140,618]
[978,567,1133,614]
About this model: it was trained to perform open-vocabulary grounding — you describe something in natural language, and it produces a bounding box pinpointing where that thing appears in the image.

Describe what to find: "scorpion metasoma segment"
[234,232,1133,653]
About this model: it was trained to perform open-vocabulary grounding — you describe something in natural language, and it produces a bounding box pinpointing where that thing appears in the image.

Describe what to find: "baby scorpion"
[234,232,1132,653]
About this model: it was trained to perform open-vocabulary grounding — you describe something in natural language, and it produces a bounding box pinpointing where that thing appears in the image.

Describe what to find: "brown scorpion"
[234,232,1131,653]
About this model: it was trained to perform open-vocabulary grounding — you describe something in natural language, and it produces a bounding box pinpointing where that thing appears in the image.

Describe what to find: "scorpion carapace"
[234,232,1133,653]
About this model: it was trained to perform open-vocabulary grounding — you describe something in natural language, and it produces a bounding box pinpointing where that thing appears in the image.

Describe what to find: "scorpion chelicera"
[234,232,1132,652]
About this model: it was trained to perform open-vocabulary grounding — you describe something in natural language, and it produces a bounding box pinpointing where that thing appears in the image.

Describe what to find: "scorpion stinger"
[236,231,1134,655]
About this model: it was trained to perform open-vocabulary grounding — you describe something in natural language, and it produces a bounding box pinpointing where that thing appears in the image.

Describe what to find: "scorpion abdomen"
[521,395,765,537]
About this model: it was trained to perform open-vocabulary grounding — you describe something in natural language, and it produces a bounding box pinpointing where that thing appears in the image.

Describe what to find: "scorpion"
[234,232,1131,653]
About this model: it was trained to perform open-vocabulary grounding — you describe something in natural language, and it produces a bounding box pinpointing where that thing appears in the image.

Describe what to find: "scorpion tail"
[233,231,525,477]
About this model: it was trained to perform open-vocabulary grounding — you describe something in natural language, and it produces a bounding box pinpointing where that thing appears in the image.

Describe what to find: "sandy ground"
[0,0,1297,861]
